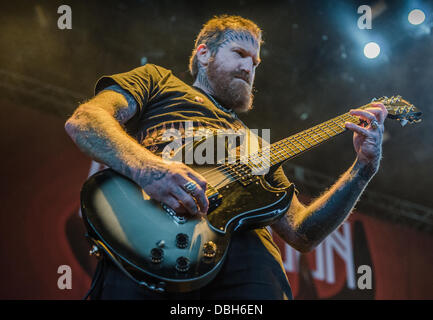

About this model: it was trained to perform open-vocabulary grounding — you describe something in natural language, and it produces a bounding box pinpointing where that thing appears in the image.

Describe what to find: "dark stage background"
[1,0,433,299]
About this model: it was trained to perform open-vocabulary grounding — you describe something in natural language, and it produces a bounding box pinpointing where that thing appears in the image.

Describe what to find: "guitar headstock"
[371,96,422,127]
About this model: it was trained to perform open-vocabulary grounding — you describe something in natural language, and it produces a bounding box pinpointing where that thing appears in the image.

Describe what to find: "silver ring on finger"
[183,181,197,194]
[370,119,379,130]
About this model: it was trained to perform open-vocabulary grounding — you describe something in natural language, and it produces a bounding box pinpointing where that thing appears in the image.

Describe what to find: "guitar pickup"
[206,185,222,214]
[161,203,187,224]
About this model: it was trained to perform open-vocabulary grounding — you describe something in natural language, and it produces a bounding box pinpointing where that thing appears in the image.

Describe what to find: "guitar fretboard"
[246,110,363,171]
[219,96,418,180]
[270,112,362,165]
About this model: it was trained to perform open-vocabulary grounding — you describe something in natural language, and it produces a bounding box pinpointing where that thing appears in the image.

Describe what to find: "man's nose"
[239,60,254,82]
[240,57,254,73]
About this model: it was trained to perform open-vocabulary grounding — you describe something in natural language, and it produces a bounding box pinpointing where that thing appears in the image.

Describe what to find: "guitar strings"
[205,113,363,189]
[199,113,360,188]
[202,102,393,188]
[200,112,358,185]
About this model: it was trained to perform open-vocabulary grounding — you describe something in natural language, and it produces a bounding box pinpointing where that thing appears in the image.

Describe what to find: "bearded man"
[65,15,387,300]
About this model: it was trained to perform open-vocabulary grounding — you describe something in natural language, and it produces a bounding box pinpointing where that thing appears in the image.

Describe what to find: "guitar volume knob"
[203,241,217,258]
[175,256,190,272]
[150,248,163,263]
[176,233,189,249]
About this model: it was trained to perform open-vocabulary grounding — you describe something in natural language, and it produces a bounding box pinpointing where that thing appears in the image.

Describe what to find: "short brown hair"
[188,15,263,79]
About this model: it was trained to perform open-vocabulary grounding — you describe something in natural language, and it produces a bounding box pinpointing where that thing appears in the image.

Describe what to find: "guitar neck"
[270,112,362,166]
[243,96,421,172]
[247,110,364,169]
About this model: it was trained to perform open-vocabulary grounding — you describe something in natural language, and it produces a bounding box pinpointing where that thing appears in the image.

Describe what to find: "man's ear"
[196,44,211,67]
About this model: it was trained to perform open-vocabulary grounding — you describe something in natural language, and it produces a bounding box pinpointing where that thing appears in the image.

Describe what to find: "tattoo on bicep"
[113,97,137,124]
[114,107,133,123]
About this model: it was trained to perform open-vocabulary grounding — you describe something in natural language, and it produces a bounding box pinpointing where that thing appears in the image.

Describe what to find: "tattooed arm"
[272,103,388,252]
[65,89,209,216]
[272,159,376,252]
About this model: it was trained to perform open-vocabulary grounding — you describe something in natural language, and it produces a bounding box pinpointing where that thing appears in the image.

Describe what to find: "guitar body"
[81,164,294,293]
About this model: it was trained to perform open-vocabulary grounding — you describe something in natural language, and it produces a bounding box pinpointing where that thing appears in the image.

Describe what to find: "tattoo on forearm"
[295,160,375,246]
[67,121,118,165]
[66,108,168,187]
[129,165,168,187]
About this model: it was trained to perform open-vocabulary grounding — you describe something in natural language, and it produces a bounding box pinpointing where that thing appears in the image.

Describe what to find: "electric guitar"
[80,96,422,293]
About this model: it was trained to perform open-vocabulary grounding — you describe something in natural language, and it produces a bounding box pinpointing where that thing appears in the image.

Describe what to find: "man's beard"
[207,58,254,113]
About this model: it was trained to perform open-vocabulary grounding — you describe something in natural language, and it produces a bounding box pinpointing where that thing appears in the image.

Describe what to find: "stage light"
[363,42,381,59]
[300,112,309,120]
[408,9,426,25]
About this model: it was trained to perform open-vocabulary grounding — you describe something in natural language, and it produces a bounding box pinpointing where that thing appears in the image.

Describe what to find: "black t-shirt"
[95,63,293,299]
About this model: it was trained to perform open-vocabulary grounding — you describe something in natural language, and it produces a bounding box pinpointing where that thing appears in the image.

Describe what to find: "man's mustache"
[233,71,251,85]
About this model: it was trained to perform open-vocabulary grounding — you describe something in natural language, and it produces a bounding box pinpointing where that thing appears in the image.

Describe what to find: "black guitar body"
[81,166,294,293]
